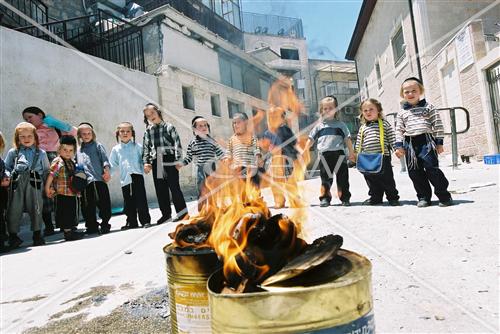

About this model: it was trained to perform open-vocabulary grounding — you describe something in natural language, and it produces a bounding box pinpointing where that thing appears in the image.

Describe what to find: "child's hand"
[436,145,444,155]
[102,169,111,182]
[1,177,10,187]
[175,163,183,171]
[46,187,56,198]
[144,164,152,174]
[348,152,356,163]
[395,148,405,159]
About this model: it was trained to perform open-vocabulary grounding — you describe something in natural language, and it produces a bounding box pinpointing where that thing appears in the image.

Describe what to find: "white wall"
[162,25,221,82]
[0,27,159,207]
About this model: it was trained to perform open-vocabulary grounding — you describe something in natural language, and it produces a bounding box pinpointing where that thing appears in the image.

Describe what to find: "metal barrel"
[164,244,222,334]
[207,249,374,334]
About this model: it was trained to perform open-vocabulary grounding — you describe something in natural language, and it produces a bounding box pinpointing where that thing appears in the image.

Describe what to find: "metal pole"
[450,107,458,169]
[408,0,423,83]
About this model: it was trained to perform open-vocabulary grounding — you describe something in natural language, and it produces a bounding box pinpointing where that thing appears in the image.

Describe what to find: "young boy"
[45,136,85,241]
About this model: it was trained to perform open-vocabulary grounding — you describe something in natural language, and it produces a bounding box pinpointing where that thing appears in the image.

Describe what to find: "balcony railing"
[242,12,304,38]
[15,9,145,72]
[139,0,244,48]
[0,0,48,28]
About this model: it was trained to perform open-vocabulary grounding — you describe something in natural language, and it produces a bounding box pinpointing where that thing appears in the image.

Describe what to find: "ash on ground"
[24,288,171,334]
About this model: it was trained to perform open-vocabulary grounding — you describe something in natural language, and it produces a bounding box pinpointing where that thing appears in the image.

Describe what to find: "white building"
[0,0,278,206]
[346,0,499,158]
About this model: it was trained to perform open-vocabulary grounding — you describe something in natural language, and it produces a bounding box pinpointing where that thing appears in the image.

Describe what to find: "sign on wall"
[455,26,474,72]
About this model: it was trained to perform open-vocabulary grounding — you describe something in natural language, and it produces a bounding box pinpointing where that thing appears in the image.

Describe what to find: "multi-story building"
[346,0,500,158]
[0,0,278,203]
[308,59,360,136]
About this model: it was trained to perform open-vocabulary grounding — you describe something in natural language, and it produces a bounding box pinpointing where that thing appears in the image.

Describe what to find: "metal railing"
[139,0,244,48]
[242,12,303,38]
[386,107,471,169]
[14,9,145,72]
[0,0,48,28]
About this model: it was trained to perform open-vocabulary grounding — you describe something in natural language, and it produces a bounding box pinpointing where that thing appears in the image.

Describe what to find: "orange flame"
[170,76,311,289]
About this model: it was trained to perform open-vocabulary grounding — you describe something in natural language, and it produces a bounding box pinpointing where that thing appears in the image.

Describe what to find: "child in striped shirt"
[355,99,399,206]
[304,96,355,207]
[177,116,225,210]
[395,77,453,208]
[227,112,262,187]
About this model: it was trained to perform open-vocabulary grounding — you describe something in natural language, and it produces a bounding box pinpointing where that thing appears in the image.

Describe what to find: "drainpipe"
[408,0,423,82]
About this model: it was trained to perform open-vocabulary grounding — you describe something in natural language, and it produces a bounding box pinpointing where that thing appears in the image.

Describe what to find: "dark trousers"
[319,150,351,202]
[55,195,78,230]
[405,135,451,202]
[0,187,7,243]
[122,174,151,226]
[363,155,399,202]
[81,181,112,230]
[152,159,187,218]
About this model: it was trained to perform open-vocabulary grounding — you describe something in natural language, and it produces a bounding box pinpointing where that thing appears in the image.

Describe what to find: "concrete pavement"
[1,160,498,333]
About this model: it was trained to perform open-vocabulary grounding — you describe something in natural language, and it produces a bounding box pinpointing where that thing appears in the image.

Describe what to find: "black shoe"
[341,201,351,207]
[0,243,9,254]
[143,223,152,229]
[8,235,23,249]
[362,198,382,206]
[44,228,55,237]
[156,216,171,225]
[388,200,401,206]
[64,230,84,241]
[417,199,431,208]
[100,224,111,234]
[439,199,454,207]
[85,228,100,235]
[121,224,139,230]
[320,198,330,207]
[33,235,46,246]
[172,213,188,223]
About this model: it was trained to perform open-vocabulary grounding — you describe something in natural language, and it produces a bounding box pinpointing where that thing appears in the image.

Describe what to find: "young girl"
[142,103,187,224]
[304,96,355,207]
[77,123,112,234]
[45,136,85,241]
[110,122,151,229]
[355,99,400,206]
[262,107,300,208]
[0,131,10,252]
[226,112,262,187]
[23,107,76,235]
[177,116,225,210]
[395,77,453,207]
[4,122,50,247]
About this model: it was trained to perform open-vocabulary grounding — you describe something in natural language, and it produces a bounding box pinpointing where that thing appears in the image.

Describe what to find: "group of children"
[307,76,453,209]
[0,76,453,252]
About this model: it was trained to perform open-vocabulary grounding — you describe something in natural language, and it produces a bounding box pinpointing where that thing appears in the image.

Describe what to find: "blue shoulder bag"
[356,119,385,175]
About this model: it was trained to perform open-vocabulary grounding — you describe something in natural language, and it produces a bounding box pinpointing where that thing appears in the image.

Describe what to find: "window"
[392,26,406,66]
[320,81,337,97]
[375,62,382,89]
[280,48,299,60]
[182,86,195,110]
[228,100,242,118]
[211,94,221,116]
[219,55,243,91]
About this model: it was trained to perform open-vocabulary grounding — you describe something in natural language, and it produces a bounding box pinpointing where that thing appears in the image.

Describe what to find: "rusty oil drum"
[164,244,221,334]
[207,249,374,333]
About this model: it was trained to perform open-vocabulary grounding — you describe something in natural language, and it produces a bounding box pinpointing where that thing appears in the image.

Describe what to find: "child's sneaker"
[320,198,330,207]
[64,230,84,241]
[341,201,351,207]
[439,199,454,207]
[417,199,431,208]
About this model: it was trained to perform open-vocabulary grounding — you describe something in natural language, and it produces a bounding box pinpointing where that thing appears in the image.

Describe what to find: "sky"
[240,0,363,60]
